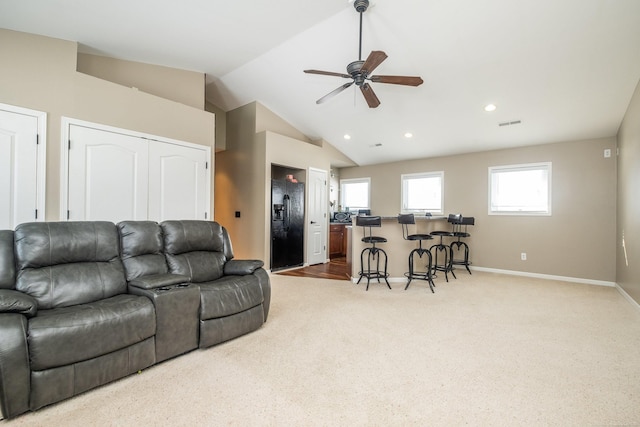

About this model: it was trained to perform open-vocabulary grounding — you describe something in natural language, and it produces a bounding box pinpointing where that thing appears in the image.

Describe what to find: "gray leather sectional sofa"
[0,220,271,419]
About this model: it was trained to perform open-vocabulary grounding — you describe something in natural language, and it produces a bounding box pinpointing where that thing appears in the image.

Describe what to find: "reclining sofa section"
[0,220,271,419]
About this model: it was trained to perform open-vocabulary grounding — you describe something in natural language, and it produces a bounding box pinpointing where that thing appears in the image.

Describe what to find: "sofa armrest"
[0,313,31,419]
[128,273,190,290]
[0,289,37,318]
[254,268,271,322]
[224,259,264,276]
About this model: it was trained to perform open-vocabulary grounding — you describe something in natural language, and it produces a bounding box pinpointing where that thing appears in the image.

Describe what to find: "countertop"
[330,215,446,224]
[379,215,446,220]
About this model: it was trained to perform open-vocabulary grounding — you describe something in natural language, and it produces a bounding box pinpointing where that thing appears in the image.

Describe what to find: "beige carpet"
[5,272,640,426]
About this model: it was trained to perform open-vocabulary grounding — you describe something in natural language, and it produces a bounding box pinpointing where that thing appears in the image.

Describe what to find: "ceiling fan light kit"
[304,0,423,108]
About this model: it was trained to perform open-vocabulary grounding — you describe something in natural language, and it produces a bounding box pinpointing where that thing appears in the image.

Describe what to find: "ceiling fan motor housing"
[347,60,367,85]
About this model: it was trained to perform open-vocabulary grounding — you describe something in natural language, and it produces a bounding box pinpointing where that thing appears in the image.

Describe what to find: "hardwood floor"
[276,257,350,281]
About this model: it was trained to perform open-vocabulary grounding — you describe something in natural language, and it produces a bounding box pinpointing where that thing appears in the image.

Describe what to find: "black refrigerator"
[271,179,305,271]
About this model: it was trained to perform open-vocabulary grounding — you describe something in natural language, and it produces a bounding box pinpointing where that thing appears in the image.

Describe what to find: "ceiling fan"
[304,0,423,108]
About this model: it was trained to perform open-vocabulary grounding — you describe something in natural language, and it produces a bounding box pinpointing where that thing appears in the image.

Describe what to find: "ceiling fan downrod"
[354,0,369,61]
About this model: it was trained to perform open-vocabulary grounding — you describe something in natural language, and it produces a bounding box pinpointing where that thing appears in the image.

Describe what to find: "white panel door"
[0,107,42,229]
[307,168,328,265]
[148,141,209,221]
[68,125,149,222]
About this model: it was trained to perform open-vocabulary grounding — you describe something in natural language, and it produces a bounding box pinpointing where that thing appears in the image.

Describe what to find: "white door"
[148,141,210,221]
[67,124,149,222]
[307,168,328,265]
[0,105,45,229]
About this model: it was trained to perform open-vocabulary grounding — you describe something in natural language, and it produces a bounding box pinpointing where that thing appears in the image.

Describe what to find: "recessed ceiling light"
[484,104,497,112]
[344,134,351,140]
[404,132,413,138]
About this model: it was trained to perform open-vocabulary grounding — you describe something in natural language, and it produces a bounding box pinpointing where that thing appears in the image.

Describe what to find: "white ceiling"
[2,0,640,166]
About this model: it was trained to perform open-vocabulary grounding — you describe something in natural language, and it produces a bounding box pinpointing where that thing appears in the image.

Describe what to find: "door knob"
[310,221,316,224]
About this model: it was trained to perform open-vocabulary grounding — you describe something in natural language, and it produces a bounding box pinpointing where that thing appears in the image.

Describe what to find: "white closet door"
[0,108,39,229]
[148,141,209,221]
[68,125,149,222]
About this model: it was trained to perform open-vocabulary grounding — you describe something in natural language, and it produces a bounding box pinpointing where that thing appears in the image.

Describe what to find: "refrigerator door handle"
[283,194,290,230]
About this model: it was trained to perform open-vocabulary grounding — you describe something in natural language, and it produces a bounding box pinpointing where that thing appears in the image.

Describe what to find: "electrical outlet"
[521,252,527,261]
[604,149,611,158]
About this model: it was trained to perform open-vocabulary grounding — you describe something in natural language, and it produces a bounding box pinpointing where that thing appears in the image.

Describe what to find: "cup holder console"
[145,280,200,362]
[155,283,191,293]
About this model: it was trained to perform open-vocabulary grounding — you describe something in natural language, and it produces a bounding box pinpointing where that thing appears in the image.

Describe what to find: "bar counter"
[347,215,448,284]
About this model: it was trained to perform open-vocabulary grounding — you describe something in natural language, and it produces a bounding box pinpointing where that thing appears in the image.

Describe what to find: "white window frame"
[340,177,370,213]
[401,171,444,215]
[488,162,552,216]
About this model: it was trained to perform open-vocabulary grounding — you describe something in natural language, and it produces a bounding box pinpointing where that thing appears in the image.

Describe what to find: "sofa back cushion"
[0,230,15,289]
[161,220,232,283]
[14,222,126,309]
[118,221,168,281]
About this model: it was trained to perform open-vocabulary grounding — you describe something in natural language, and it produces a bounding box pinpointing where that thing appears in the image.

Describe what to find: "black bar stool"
[450,216,474,274]
[356,215,391,291]
[398,213,435,293]
[429,213,461,282]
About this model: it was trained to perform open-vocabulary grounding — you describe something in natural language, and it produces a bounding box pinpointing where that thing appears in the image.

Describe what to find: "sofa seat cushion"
[199,275,264,321]
[28,294,156,371]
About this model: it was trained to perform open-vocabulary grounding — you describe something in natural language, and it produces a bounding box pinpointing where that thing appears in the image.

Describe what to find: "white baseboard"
[614,283,640,311]
[469,266,616,287]
[316,267,640,311]
[351,268,616,287]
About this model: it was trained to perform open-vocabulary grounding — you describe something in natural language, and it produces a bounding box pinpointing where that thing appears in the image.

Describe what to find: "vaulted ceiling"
[2,0,640,165]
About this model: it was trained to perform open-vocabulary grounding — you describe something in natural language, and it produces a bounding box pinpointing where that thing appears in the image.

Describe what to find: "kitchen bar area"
[348,215,449,283]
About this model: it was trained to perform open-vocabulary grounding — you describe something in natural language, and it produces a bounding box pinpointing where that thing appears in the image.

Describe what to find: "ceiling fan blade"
[360,51,388,75]
[360,83,380,108]
[316,81,354,104]
[370,75,424,86]
[304,69,352,79]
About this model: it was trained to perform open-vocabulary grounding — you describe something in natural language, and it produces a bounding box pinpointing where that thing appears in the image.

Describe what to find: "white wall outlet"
[604,149,611,158]
[521,252,527,261]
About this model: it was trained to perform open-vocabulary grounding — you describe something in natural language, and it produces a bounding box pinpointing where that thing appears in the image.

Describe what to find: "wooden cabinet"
[330,223,347,259]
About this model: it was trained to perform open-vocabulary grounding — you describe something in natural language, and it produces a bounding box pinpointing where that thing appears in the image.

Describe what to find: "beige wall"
[205,101,227,152]
[340,137,617,283]
[215,101,355,262]
[255,103,314,144]
[215,103,265,259]
[77,53,205,109]
[616,79,640,303]
[0,29,215,220]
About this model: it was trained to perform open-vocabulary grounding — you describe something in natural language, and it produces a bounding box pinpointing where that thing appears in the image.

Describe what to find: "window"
[340,178,370,212]
[401,171,444,215]
[489,162,551,215]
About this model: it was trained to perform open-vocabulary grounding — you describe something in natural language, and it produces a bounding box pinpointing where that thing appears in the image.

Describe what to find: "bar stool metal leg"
[450,240,471,274]
[397,213,436,293]
[430,237,456,282]
[356,216,390,291]
[406,247,434,292]
[429,213,461,282]
[357,245,391,290]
